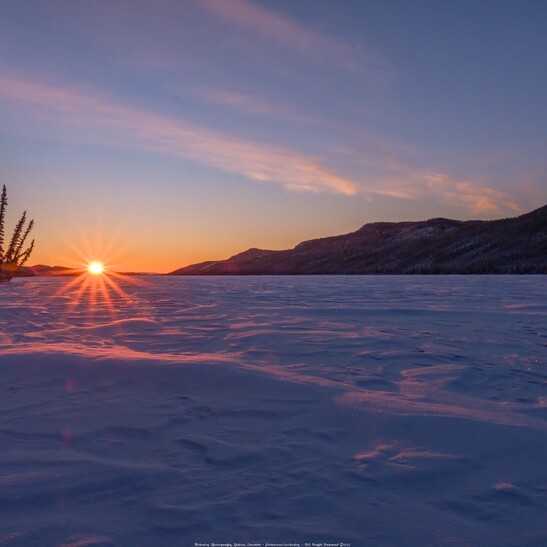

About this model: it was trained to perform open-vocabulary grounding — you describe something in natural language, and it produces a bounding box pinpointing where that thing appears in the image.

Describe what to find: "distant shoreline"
[15,203,547,278]
[12,272,546,279]
[169,204,547,276]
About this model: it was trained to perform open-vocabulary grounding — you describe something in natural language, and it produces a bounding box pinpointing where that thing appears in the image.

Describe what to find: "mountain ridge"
[170,204,547,275]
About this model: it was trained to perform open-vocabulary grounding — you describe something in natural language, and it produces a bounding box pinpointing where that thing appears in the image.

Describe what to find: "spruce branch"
[0,185,7,259]
[5,211,27,263]
[17,239,34,268]
[13,219,34,263]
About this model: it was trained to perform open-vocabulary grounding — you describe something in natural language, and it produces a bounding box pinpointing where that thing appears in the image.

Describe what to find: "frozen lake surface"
[0,275,546,546]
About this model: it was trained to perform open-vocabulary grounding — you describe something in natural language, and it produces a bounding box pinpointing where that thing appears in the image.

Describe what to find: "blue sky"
[1,0,545,271]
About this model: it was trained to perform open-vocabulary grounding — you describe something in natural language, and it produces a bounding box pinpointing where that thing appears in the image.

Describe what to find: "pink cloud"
[0,72,358,196]
[197,0,385,74]
[192,87,308,122]
[379,163,521,216]
[0,70,523,215]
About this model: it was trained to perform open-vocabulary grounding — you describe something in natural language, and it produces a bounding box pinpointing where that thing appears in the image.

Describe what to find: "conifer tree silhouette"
[0,185,35,281]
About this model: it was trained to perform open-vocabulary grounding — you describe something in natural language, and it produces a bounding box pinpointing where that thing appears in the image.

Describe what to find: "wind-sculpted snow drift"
[0,276,546,545]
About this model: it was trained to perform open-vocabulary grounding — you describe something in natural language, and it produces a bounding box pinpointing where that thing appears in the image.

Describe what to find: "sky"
[1,0,546,272]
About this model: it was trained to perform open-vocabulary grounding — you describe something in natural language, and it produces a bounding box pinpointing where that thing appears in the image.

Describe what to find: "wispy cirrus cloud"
[197,0,387,75]
[193,87,308,122]
[0,71,523,215]
[0,72,358,196]
[379,162,521,216]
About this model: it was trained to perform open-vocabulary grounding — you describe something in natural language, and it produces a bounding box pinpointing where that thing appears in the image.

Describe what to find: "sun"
[52,232,144,320]
[88,261,105,275]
